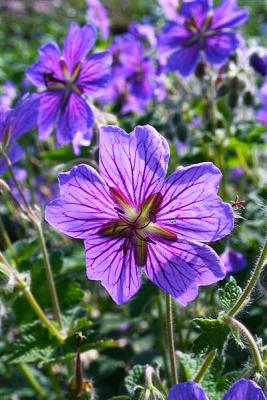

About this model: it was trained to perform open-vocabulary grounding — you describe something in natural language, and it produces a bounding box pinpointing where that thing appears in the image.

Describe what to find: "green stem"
[0,251,65,343]
[1,150,63,328]
[194,350,217,383]
[227,317,264,372]
[20,363,47,399]
[165,292,178,385]
[34,221,63,329]
[157,293,169,383]
[228,236,267,317]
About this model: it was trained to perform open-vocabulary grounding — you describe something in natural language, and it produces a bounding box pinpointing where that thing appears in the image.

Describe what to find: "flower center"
[43,58,82,94]
[99,187,176,266]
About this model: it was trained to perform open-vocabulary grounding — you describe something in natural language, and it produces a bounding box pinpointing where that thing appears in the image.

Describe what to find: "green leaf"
[192,318,230,353]
[217,277,242,311]
[125,365,145,395]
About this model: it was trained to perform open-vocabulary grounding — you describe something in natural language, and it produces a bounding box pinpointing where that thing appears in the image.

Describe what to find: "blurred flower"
[175,139,188,156]
[159,0,248,76]
[250,53,267,76]
[220,247,247,275]
[0,81,17,108]
[0,98,37,176]
[129,22,157,48]
[158,0,179,21]
[26,23,112,149]
[102,33,162,114]
[86,0,110,40]
[45,124,233,304]
[167,379,266,399]
[229,166,244,180]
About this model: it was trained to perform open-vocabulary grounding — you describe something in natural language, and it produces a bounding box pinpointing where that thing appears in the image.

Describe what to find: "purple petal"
[167,382,208,400]
[11,95,39,140]
[86,0,110,40]
[220,248,247,275]
[158,0,180,21]
[159,22,192,54]
[211,0,249,30]
[63,23,97,75]
[0,106,12,141]
[223,379,266,400]
[26,42,63,87]
[166,44,200,76]
[85,234,141,304]
[57,92,94,146]
[0,143,24,176]
[181,0,211,27]
[76,51,112,96]
[156,162,234,242]
[144,238,225,306]
[99,125,169,207]
[204,32,240,65]
[35,90,64,140]
[45,164,116,239]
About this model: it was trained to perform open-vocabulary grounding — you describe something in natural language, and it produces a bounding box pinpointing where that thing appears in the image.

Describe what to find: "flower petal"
[85,234,141,304]
[57,92,94,146]
[63,23,97,74]
[99,125,169,206]
[26,42,63,87]
[204,32,240,66]
[144,238,225,306]
[211,0,249,30]
[167,44,200,76]
[157,162,234,242]
[223,379,266,400]
[167,382,209,400]
[11,95,39,140]
[35,90,64,140]
[159,22,193,54]
[76,51,112,96]
[181,0,211,28]
[45,164,116,239]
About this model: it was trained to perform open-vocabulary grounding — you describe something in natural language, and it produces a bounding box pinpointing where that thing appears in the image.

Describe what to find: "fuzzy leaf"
[125,365,146,395]
[192,318,230,353]
[218,277,242,311]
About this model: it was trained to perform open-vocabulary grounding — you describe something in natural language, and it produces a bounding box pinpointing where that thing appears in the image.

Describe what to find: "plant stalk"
[227,317,264,372]
[165,292,178,385]
[194,350,217,383]
[20,363,47,399]
[228,236,267,317]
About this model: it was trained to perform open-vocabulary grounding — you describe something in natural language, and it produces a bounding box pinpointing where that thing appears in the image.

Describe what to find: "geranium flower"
[45,125,234,304]
[86,0,110,40]
[250,53,267,77]
[220,247,247,275]
[26,22,112,148]
[0,99,37,175]
[102,34,160,114]
[167,379,266,399]
[159,0,248,76]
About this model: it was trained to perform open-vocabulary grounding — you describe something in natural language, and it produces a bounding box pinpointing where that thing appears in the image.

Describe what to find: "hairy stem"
[34,221,63,328]
[20,363,47,399]
[165,292,178,385]
[228,236,267,317]
[227,317,264,372]
[194,350,217,383]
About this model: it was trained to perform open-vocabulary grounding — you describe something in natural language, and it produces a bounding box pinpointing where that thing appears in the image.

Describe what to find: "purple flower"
[229,166,244,180]
[167,379,266,399]
[86,0,110,40]
[250,53,267,77]
[159,0,248,76]
[26,22,112,147]
[220,247,247,275]
[129,23,157,48]
[0,98,37,176]
[257,81,267,125]
[102,34,159,114]
[45,125,233,305]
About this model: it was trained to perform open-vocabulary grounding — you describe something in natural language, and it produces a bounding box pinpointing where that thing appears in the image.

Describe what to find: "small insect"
[231,194,245,210]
